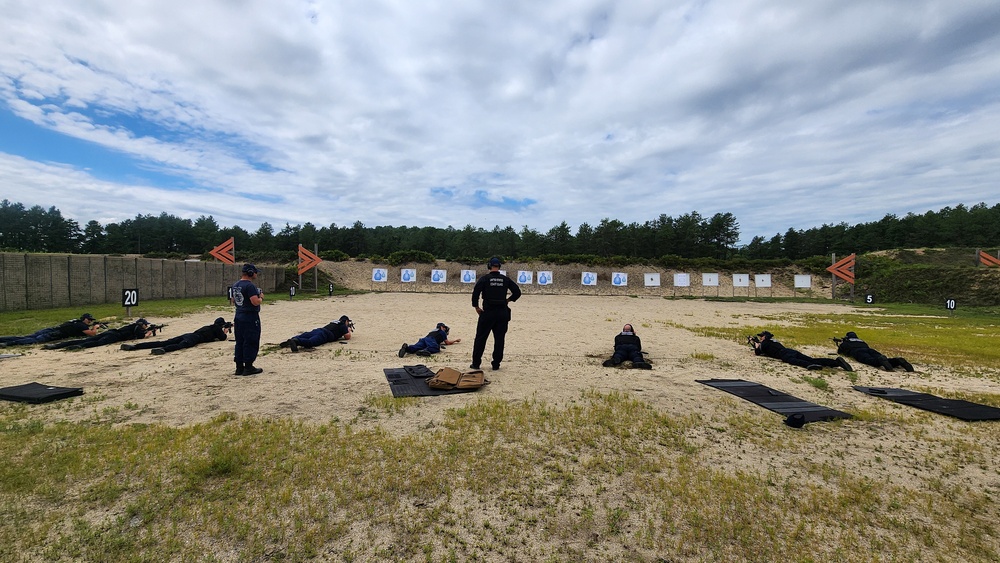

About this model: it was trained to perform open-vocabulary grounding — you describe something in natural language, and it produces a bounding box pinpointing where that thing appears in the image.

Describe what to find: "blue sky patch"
[0,105,192,189]
[472,190,536,211]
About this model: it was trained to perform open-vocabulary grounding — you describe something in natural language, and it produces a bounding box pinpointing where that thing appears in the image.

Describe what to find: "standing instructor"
[471,257,521,371]
[232,263,264,376]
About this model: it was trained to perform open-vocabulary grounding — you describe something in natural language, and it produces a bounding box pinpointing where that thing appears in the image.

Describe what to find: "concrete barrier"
[0,253,285,312]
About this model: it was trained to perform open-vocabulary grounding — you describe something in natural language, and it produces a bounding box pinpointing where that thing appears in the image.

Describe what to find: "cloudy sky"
[1,0,998,243]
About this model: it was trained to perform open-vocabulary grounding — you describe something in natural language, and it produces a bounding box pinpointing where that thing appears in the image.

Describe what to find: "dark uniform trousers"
[611,344,643,364]
[851,348,889,368]
[130,333,204,353]
[234,317,261,366]
[472,307,510,368]
[778,349,842,369]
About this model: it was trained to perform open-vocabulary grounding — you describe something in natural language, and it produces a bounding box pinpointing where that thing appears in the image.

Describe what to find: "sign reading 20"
[122,288,139,307]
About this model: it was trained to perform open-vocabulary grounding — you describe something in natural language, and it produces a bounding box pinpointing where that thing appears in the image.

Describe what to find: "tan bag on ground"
[456,369,485,389]
[427,367,488,390]
[427,367,463,389]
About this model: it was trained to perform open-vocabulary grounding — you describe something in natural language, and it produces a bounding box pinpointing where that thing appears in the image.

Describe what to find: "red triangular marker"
[826,253,856,283]
[209,237,235,265]
[979,250,1000,267]
[297,245,323,275]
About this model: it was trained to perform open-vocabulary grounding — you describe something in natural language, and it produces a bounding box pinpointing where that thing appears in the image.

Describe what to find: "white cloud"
[1,0,999,242]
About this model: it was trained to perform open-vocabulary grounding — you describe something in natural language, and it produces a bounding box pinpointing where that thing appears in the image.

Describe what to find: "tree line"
[1,198,998,261]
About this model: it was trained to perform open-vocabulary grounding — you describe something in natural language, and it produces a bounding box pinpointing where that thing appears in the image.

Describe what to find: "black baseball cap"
[242,263,260,275]
[488,257,502,268]
[214,317,226,325]
[845,331,858,339]
[81,313,95,321]
[757,331,773,338]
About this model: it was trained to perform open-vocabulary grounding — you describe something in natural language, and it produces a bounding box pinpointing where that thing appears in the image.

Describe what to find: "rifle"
[146,324,167,337]
[746,335,760,348]
[832,337,843,345]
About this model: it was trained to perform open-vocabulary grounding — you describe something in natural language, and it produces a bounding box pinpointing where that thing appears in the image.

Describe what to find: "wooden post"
[831,253,837,300]
[849,255,855,301]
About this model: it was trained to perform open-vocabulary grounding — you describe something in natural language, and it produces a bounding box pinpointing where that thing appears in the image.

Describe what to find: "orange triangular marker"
[826,253,856,283]
[297,245,322,275]
[209,237,235,265]
[979,250,1000,267]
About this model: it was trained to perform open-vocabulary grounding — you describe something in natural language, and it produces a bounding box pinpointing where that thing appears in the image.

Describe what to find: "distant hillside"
[853,248,1000,306]
[310,250,1000,306]
[866,248,993,268]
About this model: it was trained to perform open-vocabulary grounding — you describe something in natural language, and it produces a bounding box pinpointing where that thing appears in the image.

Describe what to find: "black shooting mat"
[697,379,852,423]
[853,386,1000,421]
[0,382,84,404]
[383,365,480,398]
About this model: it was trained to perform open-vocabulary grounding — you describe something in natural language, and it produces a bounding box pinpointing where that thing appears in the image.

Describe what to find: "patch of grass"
[0,293,351,337]
[788,311,1000,368]
[670,305,1000,368]
[690,352,715,361]
[701,296,844,304]
[3,302,1000,561]
[801,375,830,391]
[363,394,420,414]
[0,297,234,335]
[0,390,984,561]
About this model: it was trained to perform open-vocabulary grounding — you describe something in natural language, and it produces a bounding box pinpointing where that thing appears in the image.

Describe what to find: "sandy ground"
[6,277,1000,561]
[2,290,994,434]
[5,288,1000,532]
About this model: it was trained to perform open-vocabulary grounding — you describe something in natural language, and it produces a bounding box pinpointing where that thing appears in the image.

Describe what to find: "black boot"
[234,363,244,376]
[836,357,854,372]
[242,365,264,376]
